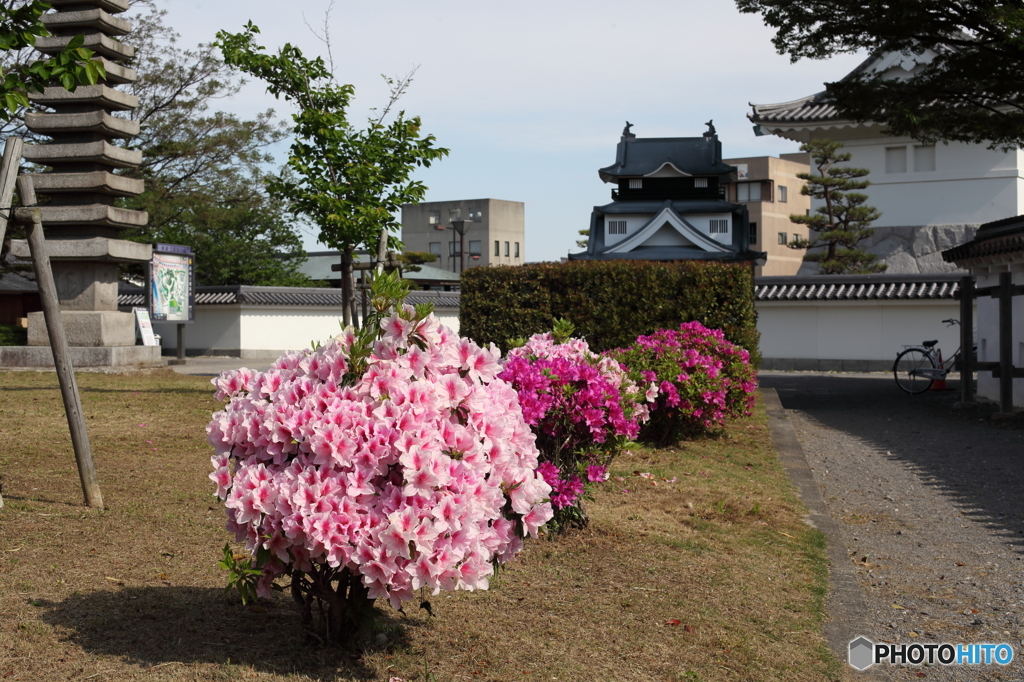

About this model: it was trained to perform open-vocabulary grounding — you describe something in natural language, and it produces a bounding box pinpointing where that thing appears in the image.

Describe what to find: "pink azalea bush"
[497,321,653,528]
[207,303,552,644]
[612,321,757,444]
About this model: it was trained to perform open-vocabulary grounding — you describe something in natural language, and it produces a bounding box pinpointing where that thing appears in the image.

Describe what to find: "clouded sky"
[158,0,864,261]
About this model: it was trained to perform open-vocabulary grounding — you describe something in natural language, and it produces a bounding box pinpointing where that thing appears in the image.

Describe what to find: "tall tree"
[735,0,1024,148]
[0,0,105,120]
[216,22,448,325]
[117,1,310,286]
[788,139,885,274]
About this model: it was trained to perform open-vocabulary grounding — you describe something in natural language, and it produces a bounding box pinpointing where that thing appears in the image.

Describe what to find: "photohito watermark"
[849,636,1014,670]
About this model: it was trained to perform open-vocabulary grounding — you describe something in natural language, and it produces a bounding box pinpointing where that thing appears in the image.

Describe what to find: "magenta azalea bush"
[497,323,653,528]
[613,321,757,444]
[207,305,552,643]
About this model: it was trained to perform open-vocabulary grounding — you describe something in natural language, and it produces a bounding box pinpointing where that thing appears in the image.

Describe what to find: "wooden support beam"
[959,276,975,403]
[998,272,1014,413]
[0,137,22,248]
[17,175,104,509]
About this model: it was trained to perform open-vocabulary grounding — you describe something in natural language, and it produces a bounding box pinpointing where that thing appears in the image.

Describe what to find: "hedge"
[459,260,760,364]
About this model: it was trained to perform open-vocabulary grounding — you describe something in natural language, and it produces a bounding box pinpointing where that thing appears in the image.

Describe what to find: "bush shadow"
[761,373,1024,553]
[36,585,417,679]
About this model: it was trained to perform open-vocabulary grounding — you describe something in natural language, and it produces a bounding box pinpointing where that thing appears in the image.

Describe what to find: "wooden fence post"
[17,175,104,509]
[959,275,974,404]
[998,272,1014,414]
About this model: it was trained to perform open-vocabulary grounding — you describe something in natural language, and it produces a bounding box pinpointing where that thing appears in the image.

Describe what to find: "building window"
[468,240,481,257]
[694,178,708,188]
[778,232,788,245]
[709,219,729,234]
[779,185,788,202]
[514,242,520,258]
[428,242,441,257]
[749,222,757,244]
[885,146,907,173]
[449,241,462,256]
[608,219,627,235]
[469,209,483,222]
[494,240,500,257]
[428,211,440,225]
[629,178,642,189]
[737,182,761,202]
[448,208,461,222]
[504,241,510,257]
[914,145,936,172]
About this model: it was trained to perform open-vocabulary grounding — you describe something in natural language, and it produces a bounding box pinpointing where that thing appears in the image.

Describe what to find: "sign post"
[148,243,194,363]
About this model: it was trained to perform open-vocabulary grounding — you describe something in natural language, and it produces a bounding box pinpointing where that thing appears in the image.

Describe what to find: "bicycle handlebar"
[942,318,960,326]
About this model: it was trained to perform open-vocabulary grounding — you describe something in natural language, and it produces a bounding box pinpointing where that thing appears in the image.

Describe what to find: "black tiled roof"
[942,215,1024,263]
[598,135,735,182]
[755,274,962,301]
[118,285,460,308]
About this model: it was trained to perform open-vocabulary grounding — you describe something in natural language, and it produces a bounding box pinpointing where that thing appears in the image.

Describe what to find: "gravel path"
[760,372,1024,681]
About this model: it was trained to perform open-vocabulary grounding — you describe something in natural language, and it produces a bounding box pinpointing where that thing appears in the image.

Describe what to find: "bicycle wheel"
[893,348,935,394]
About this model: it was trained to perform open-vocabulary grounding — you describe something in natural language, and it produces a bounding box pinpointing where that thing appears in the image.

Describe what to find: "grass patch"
[0,371,845,681]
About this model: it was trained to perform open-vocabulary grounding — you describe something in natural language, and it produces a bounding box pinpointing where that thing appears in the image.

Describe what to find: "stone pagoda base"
[0,344,162,369]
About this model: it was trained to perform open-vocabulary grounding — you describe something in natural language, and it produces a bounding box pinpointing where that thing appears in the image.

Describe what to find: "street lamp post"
[434,219,467,273]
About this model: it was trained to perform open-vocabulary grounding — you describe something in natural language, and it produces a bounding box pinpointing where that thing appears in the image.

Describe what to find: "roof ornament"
[621,121,635,139]
[704,119,716,137]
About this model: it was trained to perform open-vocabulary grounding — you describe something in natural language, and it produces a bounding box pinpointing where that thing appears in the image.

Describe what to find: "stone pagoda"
[8,0,158,367]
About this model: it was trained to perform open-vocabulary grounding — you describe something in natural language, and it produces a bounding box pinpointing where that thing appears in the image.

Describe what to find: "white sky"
[158,0,865,262]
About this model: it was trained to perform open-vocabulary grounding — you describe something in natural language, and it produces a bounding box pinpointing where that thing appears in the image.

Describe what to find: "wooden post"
[17,176,104,509]
[998,271,1014,414]
[0,137,23,247]
[959,275,975,403]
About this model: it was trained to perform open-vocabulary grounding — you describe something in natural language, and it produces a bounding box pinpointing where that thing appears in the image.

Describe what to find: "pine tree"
[789,139,885,274]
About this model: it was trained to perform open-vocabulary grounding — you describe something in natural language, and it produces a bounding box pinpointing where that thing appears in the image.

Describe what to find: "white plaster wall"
[972,269,1024,407]
[758,300,965,361]
[153,305,461,356]
[814,137,1022,227]
[604,214,653,246]
[152,307,240,353]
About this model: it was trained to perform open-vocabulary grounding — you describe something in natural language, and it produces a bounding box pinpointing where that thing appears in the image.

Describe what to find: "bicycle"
[892,319,970,394]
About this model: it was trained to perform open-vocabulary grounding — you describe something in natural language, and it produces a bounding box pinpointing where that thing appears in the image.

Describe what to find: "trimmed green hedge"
[0,323,28,346]
[460,260,760,364]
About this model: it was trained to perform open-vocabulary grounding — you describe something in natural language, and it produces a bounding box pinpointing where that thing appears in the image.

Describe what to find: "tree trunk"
[340,246,353,327]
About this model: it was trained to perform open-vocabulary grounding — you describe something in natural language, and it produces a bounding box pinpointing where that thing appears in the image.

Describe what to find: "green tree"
[114,2,309,287]
[397,250,437,273]
[576,229,589,249]
[736,0,1024,148]
[215,22,448,326]
[0,1,105,119]
[788,139,885,274]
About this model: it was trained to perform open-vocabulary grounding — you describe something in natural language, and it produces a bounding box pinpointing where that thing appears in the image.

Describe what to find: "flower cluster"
[497,330,653,522]
[613,321,756,443]
[208,308,553,611]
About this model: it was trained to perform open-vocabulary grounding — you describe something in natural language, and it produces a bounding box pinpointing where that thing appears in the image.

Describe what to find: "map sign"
[149,246,194,322]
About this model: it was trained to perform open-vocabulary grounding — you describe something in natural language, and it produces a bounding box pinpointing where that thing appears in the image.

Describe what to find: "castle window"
[694,178,708,188]
[709,219,729,234]
[629,179,642,189]
[608,220,627,235]
[885,146,907,173]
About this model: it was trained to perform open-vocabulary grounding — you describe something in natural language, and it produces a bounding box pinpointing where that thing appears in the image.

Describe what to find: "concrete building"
[723,154,811,276]
[569,124,764,265]
[401,199,525,273]
[749,50,1024,274]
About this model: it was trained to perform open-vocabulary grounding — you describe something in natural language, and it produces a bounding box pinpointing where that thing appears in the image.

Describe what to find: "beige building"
[723,154,810,276]
[401,199,525,273]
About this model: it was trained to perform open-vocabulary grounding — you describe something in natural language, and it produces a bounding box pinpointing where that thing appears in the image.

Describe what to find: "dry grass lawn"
[0,369,848,681]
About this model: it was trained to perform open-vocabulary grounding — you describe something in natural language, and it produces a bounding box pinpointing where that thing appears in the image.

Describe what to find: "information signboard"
[133,307,158,346]
[149,243,194,323]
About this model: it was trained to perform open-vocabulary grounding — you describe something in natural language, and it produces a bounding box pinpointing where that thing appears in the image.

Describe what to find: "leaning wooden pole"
[17,175,104,509]
[0,137,23,248]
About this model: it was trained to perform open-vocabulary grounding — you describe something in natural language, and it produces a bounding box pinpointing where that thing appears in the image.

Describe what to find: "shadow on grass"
[36,585,415,679]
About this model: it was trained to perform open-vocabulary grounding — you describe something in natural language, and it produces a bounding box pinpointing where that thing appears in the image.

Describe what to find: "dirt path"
[760,372,1024,681]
